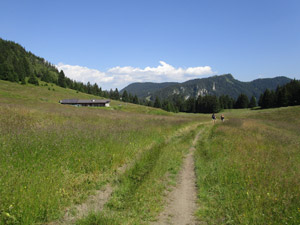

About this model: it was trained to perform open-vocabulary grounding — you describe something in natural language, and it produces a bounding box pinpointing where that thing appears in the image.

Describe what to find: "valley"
[1,80,299,224]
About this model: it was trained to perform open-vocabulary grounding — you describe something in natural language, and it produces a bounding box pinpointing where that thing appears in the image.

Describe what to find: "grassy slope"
[195,107,300,224]
[0,80,205,224]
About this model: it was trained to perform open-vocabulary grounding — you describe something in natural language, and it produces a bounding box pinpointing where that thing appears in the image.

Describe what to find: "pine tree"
[154,96,162,108]
[276,86,288,107]
[185,97,196,113]
[128,93,134,103]
[58,70,66,88]
[286,79,300,106]
[122,90,129,102]
[260,89,273,108]
[114,88,120,100]
[196,95,220,113]
[133,95,139,104]
[109,89,114,99]
[248,96,257,108]
[162,100,171,112]
[195,95,203,113]
[147,100,153,107]
[235,93,249,108]
[86,82,92,94]
[94,83,100,96]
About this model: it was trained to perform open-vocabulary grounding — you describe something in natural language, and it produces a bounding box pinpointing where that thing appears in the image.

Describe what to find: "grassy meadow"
[0,80,205,224]
[76,125,203,225]
[195,106,300,224]
[1,80,300,225]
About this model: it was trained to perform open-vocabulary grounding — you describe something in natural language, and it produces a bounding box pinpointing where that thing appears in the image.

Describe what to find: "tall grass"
[0,81,201,224]
[77,126,200,224]
[195,106,300,224]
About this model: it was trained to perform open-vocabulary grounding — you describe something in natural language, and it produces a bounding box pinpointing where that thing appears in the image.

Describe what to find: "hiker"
[212,113,216,124]
[221,114,225,122]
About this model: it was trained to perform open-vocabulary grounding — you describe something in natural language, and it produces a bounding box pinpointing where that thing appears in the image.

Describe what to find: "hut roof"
[59,99,110,104]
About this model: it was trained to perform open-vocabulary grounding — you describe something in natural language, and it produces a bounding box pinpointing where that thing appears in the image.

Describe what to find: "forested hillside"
[0,38,59,84]
[120,82,178,99]
[121,74,291,101]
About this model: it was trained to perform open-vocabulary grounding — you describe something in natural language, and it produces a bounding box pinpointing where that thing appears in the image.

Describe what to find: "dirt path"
[154,129,202,225]
[48,124,200,225]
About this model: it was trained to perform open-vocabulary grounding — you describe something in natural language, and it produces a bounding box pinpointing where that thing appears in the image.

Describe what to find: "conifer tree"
[86,82,92,94]
[128,93,134,103]
[154,96,162,108]
[249,96,257,108]
[259,89,273,108]
[276,86,288,107]
[122,90,129,102]
[114,88,120,100]
[133,95,139,104]
[235,93,249,108]
[58,70,66,88]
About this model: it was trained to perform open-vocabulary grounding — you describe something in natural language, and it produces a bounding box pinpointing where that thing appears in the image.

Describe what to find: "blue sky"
[1,0,299,90]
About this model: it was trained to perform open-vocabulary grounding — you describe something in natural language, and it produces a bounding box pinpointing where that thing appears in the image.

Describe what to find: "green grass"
[3,80,299,224]
[0,80,203,224]
[0,80,176,116]
[195,106,300,224]
[76,126,201,225]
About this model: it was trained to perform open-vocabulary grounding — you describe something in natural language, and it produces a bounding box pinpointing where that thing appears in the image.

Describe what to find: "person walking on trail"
[221,114,225,122]
[212,113,216,124]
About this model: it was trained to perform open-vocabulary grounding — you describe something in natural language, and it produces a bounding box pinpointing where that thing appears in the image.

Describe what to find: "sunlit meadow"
[195,107,300,224]
[0,80,201,224]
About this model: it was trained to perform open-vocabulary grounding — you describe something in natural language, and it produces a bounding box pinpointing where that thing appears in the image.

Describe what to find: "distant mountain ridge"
[121,74,292,100]
[121,82,178,99]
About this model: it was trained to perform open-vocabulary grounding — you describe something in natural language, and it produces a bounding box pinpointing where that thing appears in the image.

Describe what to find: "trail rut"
[48,124,199,225]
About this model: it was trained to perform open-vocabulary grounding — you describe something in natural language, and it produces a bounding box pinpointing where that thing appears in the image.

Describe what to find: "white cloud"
[56,61,215,90]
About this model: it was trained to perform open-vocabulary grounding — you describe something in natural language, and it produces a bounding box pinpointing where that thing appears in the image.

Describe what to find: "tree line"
[142,93,257,113]
[140,79,300,113]
[258,79,300,108]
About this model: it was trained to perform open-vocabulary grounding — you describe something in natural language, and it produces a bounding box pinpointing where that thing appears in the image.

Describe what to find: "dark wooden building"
[59,99,110,107]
